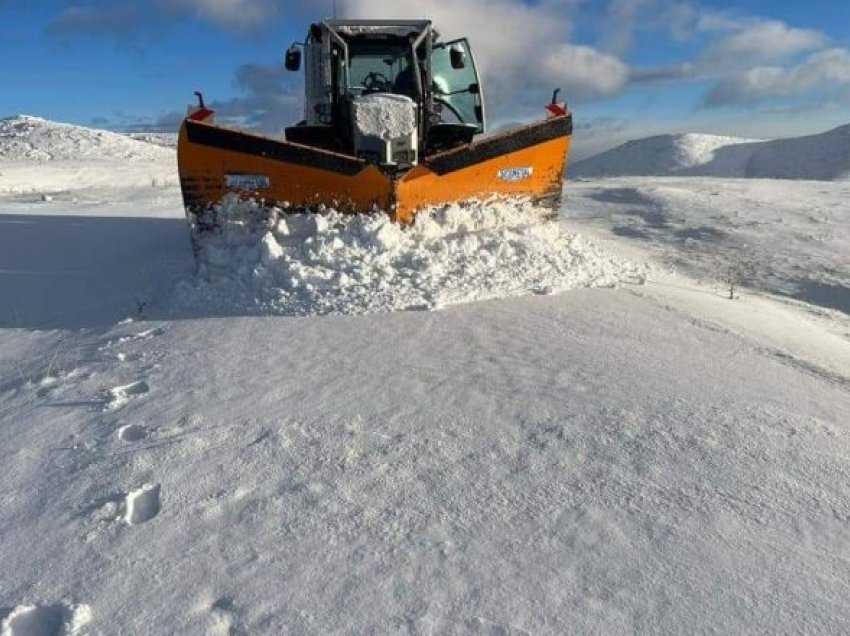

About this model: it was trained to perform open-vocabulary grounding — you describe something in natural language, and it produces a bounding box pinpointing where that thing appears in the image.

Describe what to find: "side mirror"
[285,46,301,72]
[450,44,466,69]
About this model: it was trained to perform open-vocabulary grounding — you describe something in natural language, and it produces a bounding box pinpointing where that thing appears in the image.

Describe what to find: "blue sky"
[1,0,849,156]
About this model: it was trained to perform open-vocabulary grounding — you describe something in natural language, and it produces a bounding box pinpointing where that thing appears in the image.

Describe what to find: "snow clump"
[352,94,417,139]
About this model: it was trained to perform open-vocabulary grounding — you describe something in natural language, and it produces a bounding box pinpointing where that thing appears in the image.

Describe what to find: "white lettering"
[498,167,533,182]
[225,174,271,190]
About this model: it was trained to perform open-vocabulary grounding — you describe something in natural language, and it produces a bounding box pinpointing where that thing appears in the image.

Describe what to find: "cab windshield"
[342,45,418,98]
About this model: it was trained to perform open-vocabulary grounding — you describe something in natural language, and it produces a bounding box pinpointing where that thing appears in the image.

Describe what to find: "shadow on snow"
[0,214,193,330]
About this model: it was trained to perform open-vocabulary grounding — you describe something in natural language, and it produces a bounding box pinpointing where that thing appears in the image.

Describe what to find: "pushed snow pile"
[572,124,850,181]
[176,195,646,316]
[0,115,174,162]
[352,94,417,139]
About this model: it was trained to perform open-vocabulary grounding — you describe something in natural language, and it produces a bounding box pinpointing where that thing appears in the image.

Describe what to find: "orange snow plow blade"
[177,114,571,226]
[394,120,571,222]
[177,121,394,217]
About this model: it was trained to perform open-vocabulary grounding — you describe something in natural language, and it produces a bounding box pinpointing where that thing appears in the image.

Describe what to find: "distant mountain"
[0,115,174,162]
[570,125,850,181]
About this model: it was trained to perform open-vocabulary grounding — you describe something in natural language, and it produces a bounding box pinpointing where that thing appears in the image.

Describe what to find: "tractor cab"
[284,20,486,166]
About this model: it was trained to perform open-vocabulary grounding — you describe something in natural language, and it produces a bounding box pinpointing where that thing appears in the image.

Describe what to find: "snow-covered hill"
[0,115,174,162]
[570,132,757,178]
[2,118,850,633]
[0,115,177,194]
[571,124,850,181]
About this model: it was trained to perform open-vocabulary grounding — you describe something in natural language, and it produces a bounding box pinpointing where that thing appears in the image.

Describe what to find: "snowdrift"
[571,124,850,181]
[175,196,646,316]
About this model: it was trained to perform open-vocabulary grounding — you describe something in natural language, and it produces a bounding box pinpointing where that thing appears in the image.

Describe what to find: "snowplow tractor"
[177,19,572,244]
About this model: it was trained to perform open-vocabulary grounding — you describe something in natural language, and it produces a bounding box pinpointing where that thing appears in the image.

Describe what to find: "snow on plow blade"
[177,115,572,229]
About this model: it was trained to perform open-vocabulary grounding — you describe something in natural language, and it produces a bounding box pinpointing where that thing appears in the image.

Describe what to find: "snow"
[2,117,850,633]
[352,93,417,139]
[571,132,758,177]
[335,24,428,38]
[0,116,177,195]
[566,177,850,317]
[180,195,645,316]
[572,124,850,181]
[0,603,91,636]
[125,132,178,149]
[0,115,173,162]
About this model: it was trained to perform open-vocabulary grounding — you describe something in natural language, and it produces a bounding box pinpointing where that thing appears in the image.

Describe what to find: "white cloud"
[600,0,698,55]
[699,19,827,68]
[47,5,144,38]
[538,44,629,99]
[48,0,282,36]
[600,0,655,54]
[166,0,276,30]
[706,48,850,106]
[630,13,839,102]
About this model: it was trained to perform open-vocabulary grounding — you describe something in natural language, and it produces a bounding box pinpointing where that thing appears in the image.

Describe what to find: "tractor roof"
[321,19,435,40]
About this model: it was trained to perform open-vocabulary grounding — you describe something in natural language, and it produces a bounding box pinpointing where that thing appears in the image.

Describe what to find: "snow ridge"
[572,124,850,181]
[0,115,173,162]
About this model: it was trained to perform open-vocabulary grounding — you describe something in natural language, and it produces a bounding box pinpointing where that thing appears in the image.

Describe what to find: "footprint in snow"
[102,380,149,411]
[125,483,161,525]
[117,423,147,442]
[0,603,91,636]
[208,598,241,636]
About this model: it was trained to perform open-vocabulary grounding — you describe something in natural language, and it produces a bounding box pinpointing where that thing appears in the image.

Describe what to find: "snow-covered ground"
[567,177,850,315]
[125,132,178,149]
[1,118,849,634]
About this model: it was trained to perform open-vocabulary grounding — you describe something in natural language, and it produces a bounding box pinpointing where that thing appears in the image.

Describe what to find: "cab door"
[430,38,486,133]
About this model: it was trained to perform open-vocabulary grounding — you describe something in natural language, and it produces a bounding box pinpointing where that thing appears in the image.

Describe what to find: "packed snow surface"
[2,117,850,633]
[572,124,850,180]
[180,195,645,316]
[352,93,417,139]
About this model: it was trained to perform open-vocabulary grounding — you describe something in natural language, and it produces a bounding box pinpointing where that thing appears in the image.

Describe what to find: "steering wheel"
[362,71,391,92]
[434,97,465,124]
